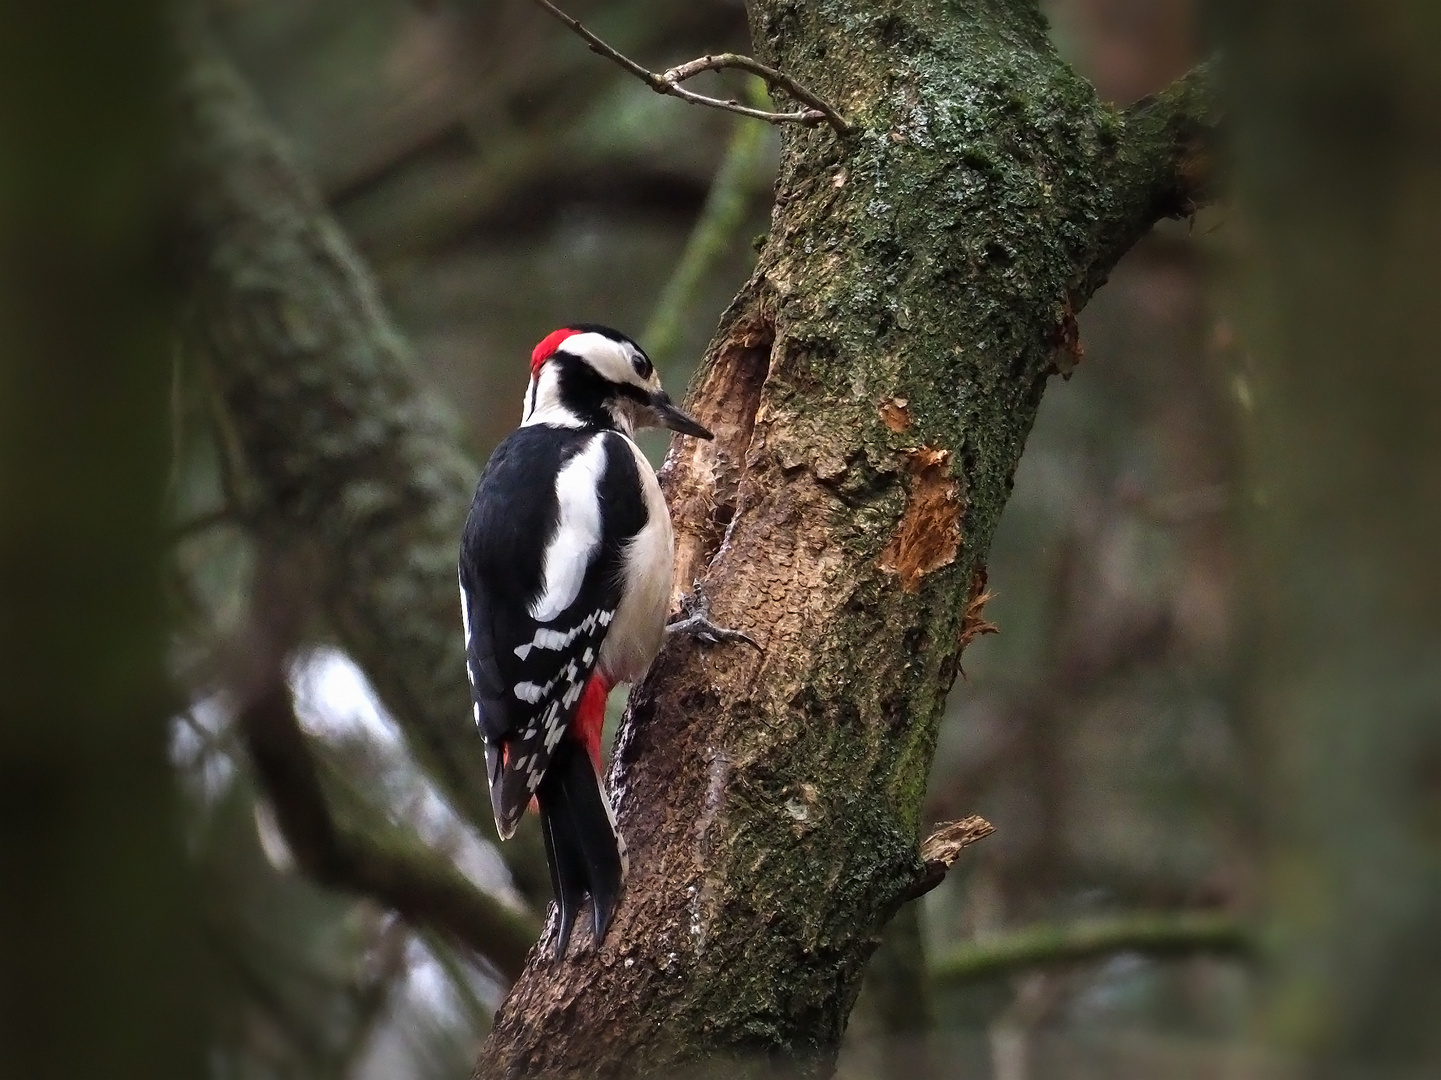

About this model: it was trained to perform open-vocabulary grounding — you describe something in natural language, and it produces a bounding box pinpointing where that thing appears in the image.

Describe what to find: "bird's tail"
[535,735,627,958]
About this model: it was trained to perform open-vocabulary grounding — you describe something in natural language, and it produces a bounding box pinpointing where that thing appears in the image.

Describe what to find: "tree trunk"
[0,5,203,1078]
[478,1,1214,1076]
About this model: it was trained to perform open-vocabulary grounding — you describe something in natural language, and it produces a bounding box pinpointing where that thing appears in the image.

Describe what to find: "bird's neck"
[521,362,636,437]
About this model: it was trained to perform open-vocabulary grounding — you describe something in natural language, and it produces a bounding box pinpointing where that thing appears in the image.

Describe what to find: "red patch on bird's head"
[531,328,582,377]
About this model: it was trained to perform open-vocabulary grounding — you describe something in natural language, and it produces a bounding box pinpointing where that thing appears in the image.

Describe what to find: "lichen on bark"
[478,1,1216,1077]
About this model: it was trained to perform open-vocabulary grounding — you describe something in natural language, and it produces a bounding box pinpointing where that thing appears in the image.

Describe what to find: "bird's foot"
[666,583,759,649]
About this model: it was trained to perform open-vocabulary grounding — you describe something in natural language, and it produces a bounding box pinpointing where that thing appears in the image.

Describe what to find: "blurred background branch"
[174,15,552,902]
[932,912,1254,988]
[234,547,538,979]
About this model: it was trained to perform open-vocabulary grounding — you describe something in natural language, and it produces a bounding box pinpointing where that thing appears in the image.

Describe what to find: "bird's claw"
[666,584,760,649]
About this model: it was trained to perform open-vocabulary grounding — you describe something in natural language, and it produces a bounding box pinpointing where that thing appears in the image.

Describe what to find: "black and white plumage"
[459,324,712,957]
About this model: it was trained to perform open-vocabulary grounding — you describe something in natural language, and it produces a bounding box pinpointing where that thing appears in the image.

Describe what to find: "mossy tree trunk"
[478,1,1214,1076]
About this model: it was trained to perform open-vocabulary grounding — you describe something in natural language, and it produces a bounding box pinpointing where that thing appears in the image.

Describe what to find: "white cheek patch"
[529,435,608,622]
[559,332,644,387]
[522,364,586,429]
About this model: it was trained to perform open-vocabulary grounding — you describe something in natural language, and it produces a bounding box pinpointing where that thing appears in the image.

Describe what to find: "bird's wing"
[460,429,645,837]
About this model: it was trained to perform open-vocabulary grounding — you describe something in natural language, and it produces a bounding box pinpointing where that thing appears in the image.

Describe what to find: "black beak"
[650,391,713,440]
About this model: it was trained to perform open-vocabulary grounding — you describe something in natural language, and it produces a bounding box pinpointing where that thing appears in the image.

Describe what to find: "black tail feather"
[535,738,624,958]
[538,796,584,958]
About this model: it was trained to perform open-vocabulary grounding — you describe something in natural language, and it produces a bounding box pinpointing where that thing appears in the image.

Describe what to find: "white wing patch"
[513,657,589,706]
[458,572,477,687]
[512,608,615,661]
[529,435,608,622]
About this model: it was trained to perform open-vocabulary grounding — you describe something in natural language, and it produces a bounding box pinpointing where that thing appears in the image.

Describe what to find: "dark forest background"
[3,1,1439,1078]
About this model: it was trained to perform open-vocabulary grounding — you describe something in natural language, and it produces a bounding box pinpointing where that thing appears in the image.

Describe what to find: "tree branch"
[234,556,540,982]
[932,912,1255,987]
[1123,60,1221,217]
[1082,60,1221,300]
[173,18,553,904]
[661,54,853,135]
[898,816,996,905]
[527,0,852,134]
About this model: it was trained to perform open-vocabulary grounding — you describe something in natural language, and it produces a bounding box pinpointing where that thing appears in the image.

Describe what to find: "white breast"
[599,436,674,684]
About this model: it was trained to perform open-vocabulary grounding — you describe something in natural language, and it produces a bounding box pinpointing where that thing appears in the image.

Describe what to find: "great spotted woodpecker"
[459,324,735,958]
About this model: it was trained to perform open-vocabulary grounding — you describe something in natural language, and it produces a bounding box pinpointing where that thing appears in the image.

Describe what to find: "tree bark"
[478,2,1216,1076]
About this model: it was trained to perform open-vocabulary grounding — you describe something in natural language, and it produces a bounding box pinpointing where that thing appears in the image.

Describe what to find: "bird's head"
[521,324,713,440]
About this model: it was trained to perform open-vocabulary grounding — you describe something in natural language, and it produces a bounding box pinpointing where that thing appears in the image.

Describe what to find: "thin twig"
[662,53,851,134]
[528,0,852,135]
[643,77,773,369]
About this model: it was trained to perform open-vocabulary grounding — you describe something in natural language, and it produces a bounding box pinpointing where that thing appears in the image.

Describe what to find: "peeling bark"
[478,2,1218,1077]
[878,447,964,593]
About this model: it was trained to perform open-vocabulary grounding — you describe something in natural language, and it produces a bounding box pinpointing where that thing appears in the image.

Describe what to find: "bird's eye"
[631,354,653,380]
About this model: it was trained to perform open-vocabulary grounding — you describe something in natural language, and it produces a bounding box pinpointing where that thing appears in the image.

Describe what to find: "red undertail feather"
[574,671,613,773]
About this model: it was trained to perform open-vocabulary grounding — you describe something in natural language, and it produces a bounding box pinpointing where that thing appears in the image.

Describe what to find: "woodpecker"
[459,324,732,958]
